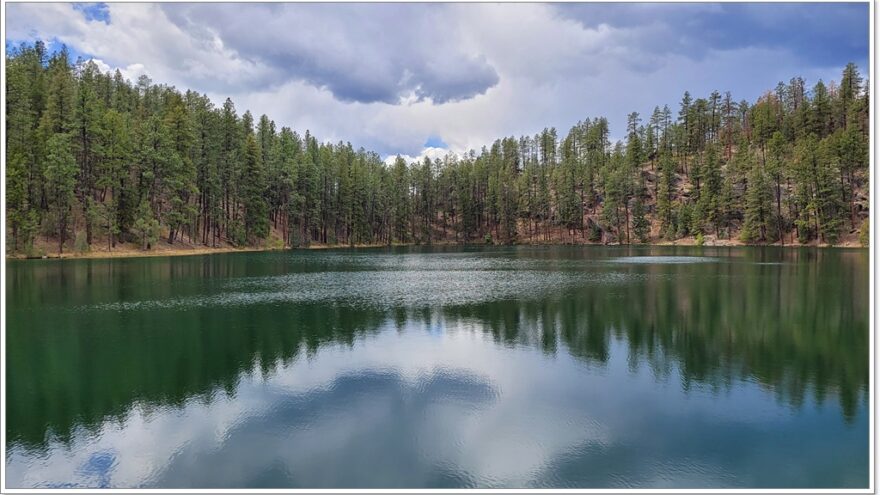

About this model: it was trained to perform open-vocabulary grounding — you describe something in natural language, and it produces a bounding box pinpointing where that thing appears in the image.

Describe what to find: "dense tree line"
[6,41,870,254]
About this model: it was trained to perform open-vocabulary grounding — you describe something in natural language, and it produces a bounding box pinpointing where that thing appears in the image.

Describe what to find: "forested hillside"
[6,41,870,256]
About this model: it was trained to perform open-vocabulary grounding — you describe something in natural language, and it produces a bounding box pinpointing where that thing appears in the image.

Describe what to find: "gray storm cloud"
[4,2,866,159]
[160,3,500,104]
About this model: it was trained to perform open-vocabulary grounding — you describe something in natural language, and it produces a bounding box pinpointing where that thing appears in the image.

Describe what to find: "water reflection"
[6,246,869,488]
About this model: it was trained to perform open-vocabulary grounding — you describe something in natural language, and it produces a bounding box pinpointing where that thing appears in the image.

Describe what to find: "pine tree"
[810,80,832,137]
[388,156,408,243]
[631,183,650,243]
[43,134,78,254]
[656,152,675,238]
[2,42,869,253]
[838,63,863,130]
[741,163,772,242]
[132,199,160,250]
[696,144,722,233]
[162,95,197,244]
[242,134,269,244]
[96,109,132,248]
[7,151,38,251]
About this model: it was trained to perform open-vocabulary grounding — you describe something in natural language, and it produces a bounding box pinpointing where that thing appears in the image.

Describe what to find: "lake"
[5,245,869,489]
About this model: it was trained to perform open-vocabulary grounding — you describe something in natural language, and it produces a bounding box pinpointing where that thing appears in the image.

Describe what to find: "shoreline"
[6,238,866,261]
[6,245,280,261]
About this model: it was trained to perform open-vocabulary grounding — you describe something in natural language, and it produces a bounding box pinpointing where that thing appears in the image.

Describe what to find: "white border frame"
[0,0,874,493]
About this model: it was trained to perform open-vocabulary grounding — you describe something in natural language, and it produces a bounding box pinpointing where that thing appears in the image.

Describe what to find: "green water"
[5,246,869,488]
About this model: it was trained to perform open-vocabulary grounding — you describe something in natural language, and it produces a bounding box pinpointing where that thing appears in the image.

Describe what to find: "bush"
[859,218,869,247]
[587,221,602,242]
[24,244,46,259]
[677,203,692,238]
[40,212,59,238]
[268,236,284,250]
[74,231,90,253]
[132,200,161,250]
[484,233,493,244]
[227,221,246,247]
[695,232,704,246]
[289,229,302,248]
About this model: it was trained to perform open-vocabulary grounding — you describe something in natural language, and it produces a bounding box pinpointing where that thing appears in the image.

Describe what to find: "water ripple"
[608,256,719,264]
[84,270,644,312]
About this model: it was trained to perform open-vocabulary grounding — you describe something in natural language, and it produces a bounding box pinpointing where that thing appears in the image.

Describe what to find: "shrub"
[268,236,284,250]
[132,200,161,250]
[24,244,46,259]
[74,231,90,253]
[587,221,602,242]
[227,220,246,247]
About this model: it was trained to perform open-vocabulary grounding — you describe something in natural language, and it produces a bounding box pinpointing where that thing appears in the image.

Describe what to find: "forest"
[5,41,870,255]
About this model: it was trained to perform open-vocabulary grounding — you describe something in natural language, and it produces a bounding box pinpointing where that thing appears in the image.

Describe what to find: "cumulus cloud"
[6,3,272,93]
[384,147,454,167]
[5,3,868,159]
[158,3,499,104]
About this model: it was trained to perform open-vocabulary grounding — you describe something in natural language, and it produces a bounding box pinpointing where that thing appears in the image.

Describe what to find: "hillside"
[6,41,870,258]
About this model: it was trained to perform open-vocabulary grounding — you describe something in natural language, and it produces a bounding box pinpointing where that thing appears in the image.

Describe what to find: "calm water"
[5,246,869,488]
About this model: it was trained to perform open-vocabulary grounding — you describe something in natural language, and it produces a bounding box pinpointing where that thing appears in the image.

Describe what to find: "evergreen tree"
[241,134,269,244]
[631,182,650,243]
[656,152,675,238]
[3,42,869,253]
[696,144,722,233]
[132,199,160,249]
[741,163,773,242]
[42,134,78,253]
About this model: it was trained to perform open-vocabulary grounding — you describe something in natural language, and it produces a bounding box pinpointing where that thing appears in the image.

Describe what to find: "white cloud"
[6,3,860,159]
[7,321,802,488]
[383,147,455,166]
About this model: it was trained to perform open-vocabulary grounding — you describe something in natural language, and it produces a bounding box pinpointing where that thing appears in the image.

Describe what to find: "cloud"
[555,3,868,67]
[158,3,499,104]
[9,314,860,488]
[7,3,274,93]
[384,147,454,166]
[5,3,868,159]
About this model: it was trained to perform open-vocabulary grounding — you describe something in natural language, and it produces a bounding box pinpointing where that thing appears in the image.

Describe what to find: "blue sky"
[5,2,869,161]
[72,3,110,24]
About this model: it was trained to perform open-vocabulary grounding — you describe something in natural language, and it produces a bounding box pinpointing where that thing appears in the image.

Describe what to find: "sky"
[5,2,870,163]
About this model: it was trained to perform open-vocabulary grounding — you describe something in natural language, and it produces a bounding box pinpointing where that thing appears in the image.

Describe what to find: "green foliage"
[132,200,161,250]
[741,164,773,243]
[24,244,46,259]
[859,218,869,247]
[228,219,247,247]
[696,144,722,232]
[792,135,845,243]
[656,152,675,237]
[3,42,869,251]
[74,231,90,254]
[587,220,602,242]
[43,134,78,253]
[242,134,269,243]
[677,202,693,238]
[6,151,39,251]
[631,191,650,243]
